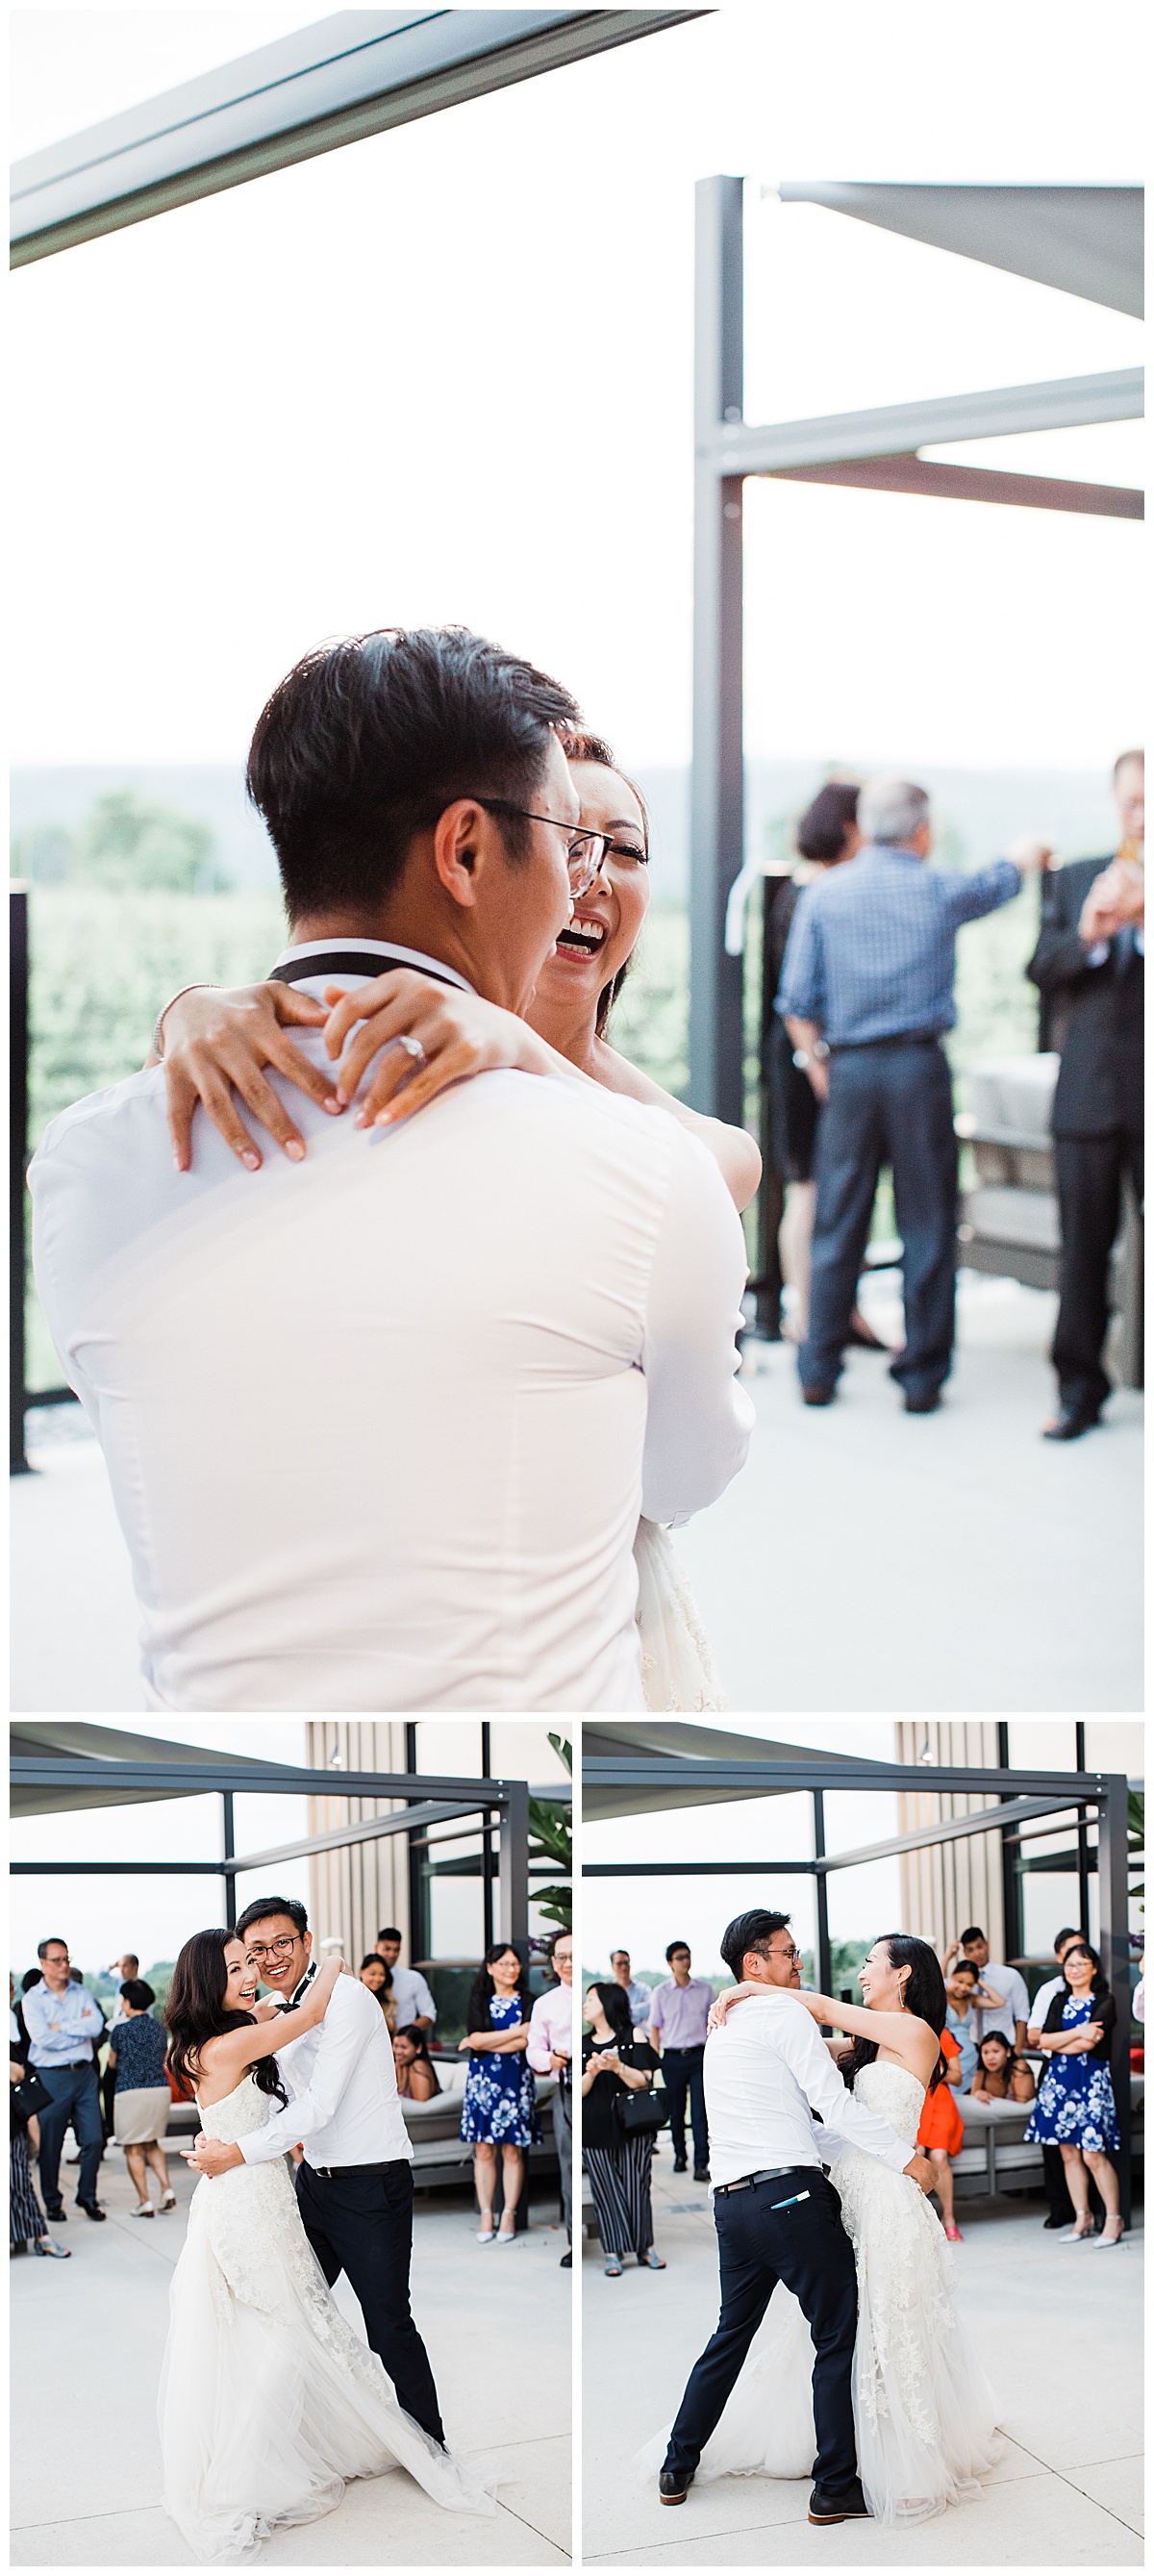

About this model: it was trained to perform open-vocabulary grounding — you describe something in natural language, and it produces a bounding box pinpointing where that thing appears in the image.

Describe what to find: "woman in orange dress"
[917,2023,966,2239]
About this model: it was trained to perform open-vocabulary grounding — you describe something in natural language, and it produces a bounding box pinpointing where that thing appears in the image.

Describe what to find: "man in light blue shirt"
[777,775,1049,1411]
[23,1937,107,2221]
[610,1950,653,2028]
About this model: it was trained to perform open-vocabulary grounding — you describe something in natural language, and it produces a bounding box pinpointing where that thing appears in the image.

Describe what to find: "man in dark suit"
[1027,751,1143,1439]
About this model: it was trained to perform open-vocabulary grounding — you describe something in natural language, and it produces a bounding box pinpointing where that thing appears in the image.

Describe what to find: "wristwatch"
[792,1039,830,1071]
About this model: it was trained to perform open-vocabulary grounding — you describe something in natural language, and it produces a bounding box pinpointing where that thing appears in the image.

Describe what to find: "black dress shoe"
[77,2199,107,2221]
[672,2157,688,2173]
[903,1390,941,1414]
[560,2250,572,2266]
[802,1385,836,1406]
[693,2167,711,2183]
[659,2465,692,2506]
[809,2475,869,2524]
[1042,1398,1101,1442]
[43,2208,65,2224]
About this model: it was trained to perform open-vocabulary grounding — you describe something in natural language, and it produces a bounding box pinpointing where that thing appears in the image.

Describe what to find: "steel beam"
[498,1778,530,1947]
[582,1756,1108,1797]
[768,454,1143,519]
[814,1793,1082,1874]
[813,1790,832,1998]
[707,368,1143,476]
[229,1799,486,1874]
[222,1790,236,1930]
[689,173,745,1121]
[10,1757,508,1804]
[584,1861,818,1876]
[12,11,706,267]
[11,887,30,1476]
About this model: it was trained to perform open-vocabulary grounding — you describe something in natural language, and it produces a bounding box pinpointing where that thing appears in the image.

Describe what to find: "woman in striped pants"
[582,1983,665,2278]
[10,1992,69,2260]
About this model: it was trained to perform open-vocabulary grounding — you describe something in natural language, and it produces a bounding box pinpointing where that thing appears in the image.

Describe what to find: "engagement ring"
[396,1035,427,1068]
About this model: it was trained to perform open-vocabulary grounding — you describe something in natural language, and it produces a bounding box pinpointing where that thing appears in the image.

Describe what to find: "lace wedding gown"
[638,2061,999,2525]
[634,1519,726,1711]
[159,2076,494,2563]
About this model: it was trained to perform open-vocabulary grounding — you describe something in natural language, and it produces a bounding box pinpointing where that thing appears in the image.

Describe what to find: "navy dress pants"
[296,2158,444,2445]
[662,2045,708,2168]
[37,2062,104,2211]
[665,2167,858,2490]
[801,1038,957,1402]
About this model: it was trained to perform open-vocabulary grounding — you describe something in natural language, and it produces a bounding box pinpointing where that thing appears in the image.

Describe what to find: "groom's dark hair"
[235,1894,308,1939]
[247,625,581,923]
[719,1909,792,1983]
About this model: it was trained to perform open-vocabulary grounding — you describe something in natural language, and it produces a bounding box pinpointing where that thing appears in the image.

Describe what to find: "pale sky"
[11,3,1146,776]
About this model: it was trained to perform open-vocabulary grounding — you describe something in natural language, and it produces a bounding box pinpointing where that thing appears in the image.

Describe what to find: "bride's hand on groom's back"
[322,973,561,1131]
[159,981,338,1173]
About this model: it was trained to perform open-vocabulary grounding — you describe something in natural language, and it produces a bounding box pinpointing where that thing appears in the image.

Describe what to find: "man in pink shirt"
[649,1941,715,2181]
[528,1929,573,2266]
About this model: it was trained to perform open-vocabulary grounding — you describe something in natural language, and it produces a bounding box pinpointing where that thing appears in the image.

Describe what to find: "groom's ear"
[430,800,487,909]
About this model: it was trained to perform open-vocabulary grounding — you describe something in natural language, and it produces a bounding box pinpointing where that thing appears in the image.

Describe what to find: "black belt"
[41,2058,92,2073]
[829,1030,941,1053]
[309,2158,408,2180]
[269,953,457,990]
[714,2163,815,2196]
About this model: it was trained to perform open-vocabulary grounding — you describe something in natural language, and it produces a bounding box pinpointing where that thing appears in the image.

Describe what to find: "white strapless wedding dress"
[634,1519,726,1710]
[159,2077,494,2563]
[637,2061,999,2525]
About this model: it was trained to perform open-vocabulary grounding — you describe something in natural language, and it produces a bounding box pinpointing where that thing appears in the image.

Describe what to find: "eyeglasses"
[476,800,612,898]
[765,1944,803,1965]
[246,1935,299,1962]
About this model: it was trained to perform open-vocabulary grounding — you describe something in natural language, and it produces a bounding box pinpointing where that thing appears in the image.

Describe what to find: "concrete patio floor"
[582,2152,1142,2566]
[12,1271,1142,1714]
[11,2145,570,2566]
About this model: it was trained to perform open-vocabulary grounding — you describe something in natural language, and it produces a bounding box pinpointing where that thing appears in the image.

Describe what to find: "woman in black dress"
[581,1982,665,2278]
[767,780,886,1351]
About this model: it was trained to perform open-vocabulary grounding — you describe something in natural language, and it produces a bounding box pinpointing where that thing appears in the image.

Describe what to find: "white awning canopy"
[777,182,1143,319]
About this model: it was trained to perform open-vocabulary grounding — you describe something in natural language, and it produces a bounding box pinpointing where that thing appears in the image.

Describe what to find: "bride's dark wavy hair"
[841,1933,949,2095]
[164,1927,288,2109]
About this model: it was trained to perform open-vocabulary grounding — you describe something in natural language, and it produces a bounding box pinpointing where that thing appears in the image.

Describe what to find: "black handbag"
[11,2069,51,2125]
[615,2083,670,2136]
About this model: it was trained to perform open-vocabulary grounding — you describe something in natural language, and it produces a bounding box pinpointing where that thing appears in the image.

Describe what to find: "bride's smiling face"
[534,761,650,1016]
[858,1942,907,2012]
[222,1939,258,2013]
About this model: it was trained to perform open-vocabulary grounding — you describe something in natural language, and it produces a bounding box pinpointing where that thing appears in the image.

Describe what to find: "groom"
[186,1896,444,2446]
[29,624,753,1711]
[658,1909,934,2526]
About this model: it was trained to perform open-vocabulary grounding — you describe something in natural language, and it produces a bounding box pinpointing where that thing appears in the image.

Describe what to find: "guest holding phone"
[582,1983,665,2277]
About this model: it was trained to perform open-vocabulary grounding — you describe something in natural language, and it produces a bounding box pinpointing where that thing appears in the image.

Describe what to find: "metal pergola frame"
[10,1750,552,1950]
[583,1751,1137,2222]
[689,175,1145,1127]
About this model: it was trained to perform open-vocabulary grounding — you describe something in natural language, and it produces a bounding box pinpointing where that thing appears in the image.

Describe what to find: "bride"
[160,1929,491,2562]
[652,1934,1000,2525]
[146,733,760,1713]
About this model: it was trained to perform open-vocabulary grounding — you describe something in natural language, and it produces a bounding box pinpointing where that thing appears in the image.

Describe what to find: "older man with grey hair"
[777,776,1048,1411]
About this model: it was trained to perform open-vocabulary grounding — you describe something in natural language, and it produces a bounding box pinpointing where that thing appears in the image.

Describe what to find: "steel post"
[690,173,745,1122]
[497,1780,530,1950]
[222,1792,237,1929]
[1097,1774,1132,2227]
[813,1791,832,2000]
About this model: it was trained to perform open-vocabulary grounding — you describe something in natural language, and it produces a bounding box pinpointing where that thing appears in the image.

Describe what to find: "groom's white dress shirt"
[30,938,753,1711]
[704,1992,913,2187]
[239,1969,412,2171]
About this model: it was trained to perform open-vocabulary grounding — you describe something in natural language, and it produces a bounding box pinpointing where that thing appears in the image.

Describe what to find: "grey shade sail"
[777,184,1143,320]
[11,1722,274,1817]
[11,9,705,267]
[582,1721,883,1823]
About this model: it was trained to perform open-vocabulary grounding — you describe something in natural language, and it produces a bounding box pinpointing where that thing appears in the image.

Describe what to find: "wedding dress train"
[634,1518,726,1711]
[160,2076,493,2563]
[637,2061,999,2524]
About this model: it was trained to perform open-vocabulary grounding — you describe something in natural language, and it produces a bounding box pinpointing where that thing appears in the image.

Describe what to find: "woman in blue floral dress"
[460,1945,539,2245]
[1025,1939,1123,2244]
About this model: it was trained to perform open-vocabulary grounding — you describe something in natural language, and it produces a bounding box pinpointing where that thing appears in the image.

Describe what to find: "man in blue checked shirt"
[23,1936,107,2221]
[777,777,1049,1411]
